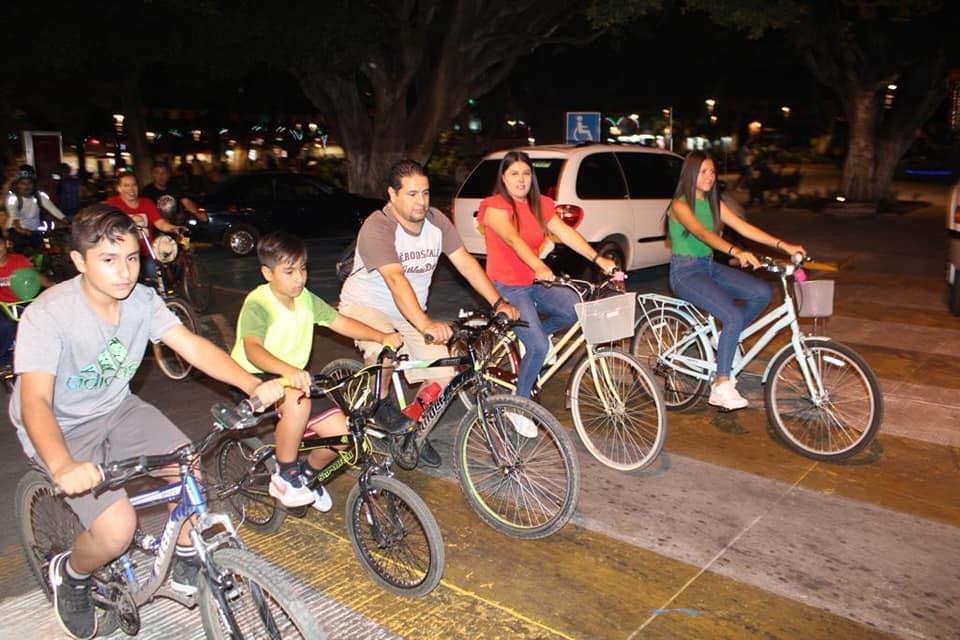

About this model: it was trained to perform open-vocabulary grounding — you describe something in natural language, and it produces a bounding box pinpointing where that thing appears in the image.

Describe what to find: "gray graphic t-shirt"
[10,277,180,457]
[339,205,463,321]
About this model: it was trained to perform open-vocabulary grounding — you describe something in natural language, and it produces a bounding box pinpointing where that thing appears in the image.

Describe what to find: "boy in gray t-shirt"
[10,205,283,639]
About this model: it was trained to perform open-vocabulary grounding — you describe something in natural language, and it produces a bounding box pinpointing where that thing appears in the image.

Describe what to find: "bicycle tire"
[632,309,708,411]
[454,333,520,409]
[345,475,445,597]
[215,437,285,534]
[153,296,199,380]
[14,471,84,601]
[182,258,213,313]
[569,349,668,471]
[765,339,883,462]
[455,394,580,539]
[197,547,326,639]
[319,358,368,409]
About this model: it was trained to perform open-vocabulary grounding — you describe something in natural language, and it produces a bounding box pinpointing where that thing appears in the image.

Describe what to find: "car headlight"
[152,235,179,263]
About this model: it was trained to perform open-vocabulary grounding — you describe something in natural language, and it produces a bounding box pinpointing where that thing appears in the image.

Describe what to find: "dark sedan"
[195,172,384,256]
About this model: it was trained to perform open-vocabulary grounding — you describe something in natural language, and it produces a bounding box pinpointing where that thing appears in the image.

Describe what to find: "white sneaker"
[269,470,316,507]
[544,334,557,366]
[507,413,538,438]
[310,484,333,513]
[708,380,749,411]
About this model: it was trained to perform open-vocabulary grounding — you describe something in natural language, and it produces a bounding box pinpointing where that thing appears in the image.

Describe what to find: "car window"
[616,153,683,199]
[576,152,627,200]
[277,175,336,202]
[223,175,272,202]
[457,157,566,199]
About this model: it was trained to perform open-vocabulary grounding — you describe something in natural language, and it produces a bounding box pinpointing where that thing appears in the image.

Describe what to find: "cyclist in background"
[141,160,207,224]
[5,165,68,253]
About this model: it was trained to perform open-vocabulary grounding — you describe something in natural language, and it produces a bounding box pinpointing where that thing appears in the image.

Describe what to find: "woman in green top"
[668,151,805,410]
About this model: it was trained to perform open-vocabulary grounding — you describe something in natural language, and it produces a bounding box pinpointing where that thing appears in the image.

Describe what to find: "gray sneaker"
[170,556,200,596]
[49,552,97,639]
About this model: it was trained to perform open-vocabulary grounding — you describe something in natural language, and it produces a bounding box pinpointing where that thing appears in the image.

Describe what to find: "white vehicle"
[948,182,960,315]
[453,144,683,273]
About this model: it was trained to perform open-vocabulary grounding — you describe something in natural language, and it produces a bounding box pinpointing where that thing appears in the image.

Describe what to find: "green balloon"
[9,267,41,300]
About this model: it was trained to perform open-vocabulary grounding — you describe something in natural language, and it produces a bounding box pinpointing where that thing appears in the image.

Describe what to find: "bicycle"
[321,310,581,540]
[213,348,445,597]
[153,225,214,313]
[15,396,325,638]
[137,225,201,381]
[631,254,883,462]
[0,297,34,393]
[455,273,668,472]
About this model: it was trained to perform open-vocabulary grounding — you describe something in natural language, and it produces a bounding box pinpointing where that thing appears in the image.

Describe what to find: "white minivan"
[947,181,960,315]
[453,144,683,272]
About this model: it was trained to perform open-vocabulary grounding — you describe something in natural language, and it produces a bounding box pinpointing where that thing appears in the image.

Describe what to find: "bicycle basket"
[793,280,835,318]
[575,293,636,345]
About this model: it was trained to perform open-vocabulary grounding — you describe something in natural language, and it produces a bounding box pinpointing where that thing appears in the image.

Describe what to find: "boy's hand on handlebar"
[252,379,286,408]
[595,256,618,275]
[380,330,404,351]
[53,460,102,495]
[284,369,312,393]
[422,319,453,343]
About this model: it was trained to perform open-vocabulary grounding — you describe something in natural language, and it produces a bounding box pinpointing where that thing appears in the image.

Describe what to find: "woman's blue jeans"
[494,281,579,398]
[669,256,772,378]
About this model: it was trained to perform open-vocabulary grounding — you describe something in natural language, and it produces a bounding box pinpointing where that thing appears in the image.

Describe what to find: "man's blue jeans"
[494,281,579,398]
[669,256,772,378]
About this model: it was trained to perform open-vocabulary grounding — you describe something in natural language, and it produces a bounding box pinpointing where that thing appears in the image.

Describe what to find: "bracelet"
[591,253,601,264]
[492,296,507,311]
[776,240,783,250]
[729,245,738,257]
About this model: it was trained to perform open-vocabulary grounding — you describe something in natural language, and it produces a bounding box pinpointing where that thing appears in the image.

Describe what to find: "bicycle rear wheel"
[569,349,667,471]
[198,547,325,639]
[765,339,883,461]
[455,394,580,539]
[182,258,213,313]
[345,475,445,597]
[14,471,84,600]
[632,309,708,411]
[215,437,285,534]
[153,296,198,380]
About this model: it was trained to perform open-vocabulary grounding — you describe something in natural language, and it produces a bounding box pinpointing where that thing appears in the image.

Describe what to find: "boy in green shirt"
[232,231,403,510]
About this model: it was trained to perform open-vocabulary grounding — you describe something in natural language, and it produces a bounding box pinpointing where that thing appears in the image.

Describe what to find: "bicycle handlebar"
[424,310,528,347]
[537,269,626,298]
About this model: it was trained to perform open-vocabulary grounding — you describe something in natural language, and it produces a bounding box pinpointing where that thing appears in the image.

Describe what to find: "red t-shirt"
[0,253,36,302]
[104,196,162,251]
[478,193,555,286]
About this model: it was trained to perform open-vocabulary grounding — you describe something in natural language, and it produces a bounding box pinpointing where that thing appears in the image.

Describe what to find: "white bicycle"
[631,255,883,462]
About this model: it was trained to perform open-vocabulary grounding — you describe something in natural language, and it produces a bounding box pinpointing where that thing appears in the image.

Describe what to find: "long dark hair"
[493,151,546,232]
[668,151,722,233]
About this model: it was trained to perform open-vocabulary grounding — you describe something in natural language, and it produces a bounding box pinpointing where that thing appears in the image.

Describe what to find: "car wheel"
[950,274,960,316]
[597,241,625,271]
[223,226,258,257]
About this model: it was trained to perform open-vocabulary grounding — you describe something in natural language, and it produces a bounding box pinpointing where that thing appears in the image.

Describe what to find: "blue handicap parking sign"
[566,112,601,143]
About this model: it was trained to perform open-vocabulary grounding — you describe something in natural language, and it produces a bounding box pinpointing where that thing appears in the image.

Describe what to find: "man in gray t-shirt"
[338,159,517,467]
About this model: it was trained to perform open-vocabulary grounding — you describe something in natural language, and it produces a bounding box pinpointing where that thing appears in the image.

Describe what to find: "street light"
[781,106,791,119]
[662,107,673,151]
[705,98,716,114]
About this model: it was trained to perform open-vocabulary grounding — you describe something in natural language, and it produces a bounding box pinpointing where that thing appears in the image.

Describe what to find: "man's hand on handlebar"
[497,301,520,321]
[421,318,453,344]
[52,460,102,496]
[252,378,286,408]
[380,330,404,351]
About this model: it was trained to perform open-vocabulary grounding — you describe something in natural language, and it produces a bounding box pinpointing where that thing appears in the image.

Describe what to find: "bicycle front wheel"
[214,437,285,534]
[632,309,708,411]
[14,471,84,600]
[153,296,198,380]
[765,339,883,461]
[454,333,520,409]
[345,475,445,597]
[198,547,325,639]
[570,349,667,471]
[455,394,580,539]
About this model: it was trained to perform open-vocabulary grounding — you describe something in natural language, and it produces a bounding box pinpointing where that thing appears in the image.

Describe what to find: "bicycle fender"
[761,335,831,384]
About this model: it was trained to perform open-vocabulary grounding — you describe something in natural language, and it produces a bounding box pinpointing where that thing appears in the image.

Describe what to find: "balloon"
[9,267,40,300]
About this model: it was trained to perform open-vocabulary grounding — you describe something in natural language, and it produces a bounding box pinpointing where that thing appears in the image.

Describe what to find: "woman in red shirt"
[479,151,617,398]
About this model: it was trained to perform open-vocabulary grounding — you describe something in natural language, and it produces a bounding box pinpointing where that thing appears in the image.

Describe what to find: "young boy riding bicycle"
[231,231,403,511]
[10,204,284,640]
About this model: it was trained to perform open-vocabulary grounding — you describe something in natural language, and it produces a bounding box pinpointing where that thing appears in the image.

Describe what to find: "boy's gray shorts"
[32,394,190,529]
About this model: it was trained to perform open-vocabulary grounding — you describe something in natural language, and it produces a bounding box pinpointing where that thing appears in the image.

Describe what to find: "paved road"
[0,177,957,639]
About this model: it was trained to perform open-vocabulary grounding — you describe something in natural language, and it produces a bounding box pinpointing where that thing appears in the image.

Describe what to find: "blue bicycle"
[15,398,325,639]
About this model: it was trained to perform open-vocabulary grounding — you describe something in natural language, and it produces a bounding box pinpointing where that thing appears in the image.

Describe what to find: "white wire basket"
[575,293,637,345]
[794,280,835,318]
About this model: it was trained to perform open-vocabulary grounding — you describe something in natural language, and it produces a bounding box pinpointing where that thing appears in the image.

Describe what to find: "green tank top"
[668,197,714,257]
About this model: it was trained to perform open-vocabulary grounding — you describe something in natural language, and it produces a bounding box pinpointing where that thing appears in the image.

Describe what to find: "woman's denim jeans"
[494,282,579,398]
[669,256,772,377]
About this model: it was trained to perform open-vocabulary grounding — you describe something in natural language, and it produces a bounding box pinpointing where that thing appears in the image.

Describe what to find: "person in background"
[5,165,68,253]
[141,160,207,224]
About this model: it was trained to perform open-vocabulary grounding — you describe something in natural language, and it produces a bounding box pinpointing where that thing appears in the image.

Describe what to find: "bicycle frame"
[638,267,828,403]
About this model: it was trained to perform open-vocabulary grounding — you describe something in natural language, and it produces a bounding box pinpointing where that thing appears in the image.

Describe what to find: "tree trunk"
[120,71,152,185]
[839,88,880,201]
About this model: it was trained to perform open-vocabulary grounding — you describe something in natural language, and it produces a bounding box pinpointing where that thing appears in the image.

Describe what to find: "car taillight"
[227,204,238,213]
[955,205,960,226]
[555,204,583,228]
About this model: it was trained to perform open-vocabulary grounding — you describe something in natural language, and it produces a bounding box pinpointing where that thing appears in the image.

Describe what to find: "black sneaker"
[49,552,97,639]
[170,556,201,596]
[418,438,441,468]
[373,400,416,434]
